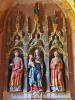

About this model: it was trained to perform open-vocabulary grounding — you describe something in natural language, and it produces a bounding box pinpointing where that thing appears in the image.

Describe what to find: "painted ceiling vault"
[0,0,75,15]
[0,0,75,22]
[0,0,74,50]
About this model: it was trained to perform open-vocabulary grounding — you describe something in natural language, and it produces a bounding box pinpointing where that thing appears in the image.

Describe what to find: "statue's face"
[35,49,39,56]
[54,51,58,57]
[15,35,20,40]
[14,51,19,57]
[29,54,32,59]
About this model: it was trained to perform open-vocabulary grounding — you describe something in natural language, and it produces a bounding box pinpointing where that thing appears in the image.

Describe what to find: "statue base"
[2,91,72,100]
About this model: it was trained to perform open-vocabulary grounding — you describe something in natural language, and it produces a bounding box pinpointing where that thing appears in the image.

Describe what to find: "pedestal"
[2,91,72,100]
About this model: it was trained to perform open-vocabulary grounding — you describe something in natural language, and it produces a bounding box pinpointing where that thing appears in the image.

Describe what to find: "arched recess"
[27,46,47,92]
[7,47,25,92]
[0,0,75,99]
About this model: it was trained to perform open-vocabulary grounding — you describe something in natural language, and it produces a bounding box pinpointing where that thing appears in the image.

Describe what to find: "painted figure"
[34,49,43,91]
[9,50,23,92]
[14,35,23,47]
[28,54,37,91]
[50,51,64,92]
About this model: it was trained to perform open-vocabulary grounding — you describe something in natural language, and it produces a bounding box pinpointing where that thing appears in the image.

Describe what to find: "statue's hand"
[18,69,23,73]
[35,60,40,63]
[41,70,43,76]
[10,63,14,66]
[55,64,58,68]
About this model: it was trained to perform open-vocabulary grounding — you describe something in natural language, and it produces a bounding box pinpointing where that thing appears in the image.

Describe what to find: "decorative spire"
[34,2,40,16]
[23,16,28,33]
[51,16,57,24]
[16,10,21,33]
[33,2,40,26]
[53,24,58,33]
[62,17,66,32]
[50,15,57,32]
[43,16,48,33]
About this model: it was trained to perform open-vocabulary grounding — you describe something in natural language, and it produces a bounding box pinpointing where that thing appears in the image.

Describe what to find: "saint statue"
[50,35,63,49]
[9,50,24,92]
[8,35,23,48]
[29,34,44,48]
[14,35,23,47]
[28,48,46,92]
[34,49,43,91]
[28,54,37,91]
[50,51,64,92]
